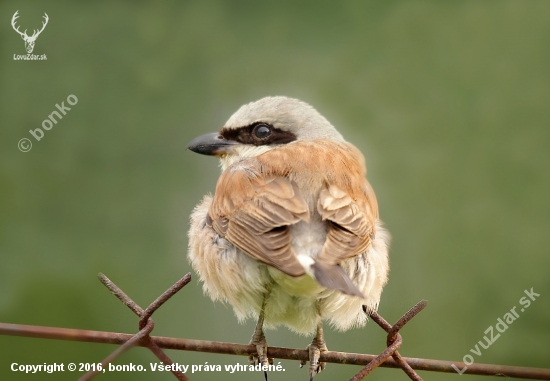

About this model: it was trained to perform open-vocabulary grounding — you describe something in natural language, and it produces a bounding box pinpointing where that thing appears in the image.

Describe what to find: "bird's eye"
[253,124,272,139]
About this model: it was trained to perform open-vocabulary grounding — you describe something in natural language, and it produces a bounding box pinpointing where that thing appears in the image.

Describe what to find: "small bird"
[187,96,389,379]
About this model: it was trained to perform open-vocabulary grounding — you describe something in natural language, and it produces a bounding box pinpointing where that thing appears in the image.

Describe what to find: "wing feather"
[210,164,309,277]
[317,184,376,265]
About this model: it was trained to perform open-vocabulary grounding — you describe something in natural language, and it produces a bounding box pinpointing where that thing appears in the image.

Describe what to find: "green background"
[1,1,549,380]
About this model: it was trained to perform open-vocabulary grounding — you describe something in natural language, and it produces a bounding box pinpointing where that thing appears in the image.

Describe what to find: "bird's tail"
[311,261,364,298]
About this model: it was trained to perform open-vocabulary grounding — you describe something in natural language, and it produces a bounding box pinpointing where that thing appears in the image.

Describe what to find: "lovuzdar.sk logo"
[11,10,48,61]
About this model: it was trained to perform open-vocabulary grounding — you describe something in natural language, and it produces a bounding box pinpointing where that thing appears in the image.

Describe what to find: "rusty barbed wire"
[350,301,427,380]
[1,274,549,380]
[79,272,192,381]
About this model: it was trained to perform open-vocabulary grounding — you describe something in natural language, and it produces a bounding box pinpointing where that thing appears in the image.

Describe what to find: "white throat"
[219,145,274,171]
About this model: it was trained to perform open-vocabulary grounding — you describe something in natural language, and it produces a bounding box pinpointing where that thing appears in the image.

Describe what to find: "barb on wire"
[79,273,192,381]
[351,301,427,381]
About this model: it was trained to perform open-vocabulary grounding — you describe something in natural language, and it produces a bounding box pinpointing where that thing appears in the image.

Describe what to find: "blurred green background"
[1,1,549,380]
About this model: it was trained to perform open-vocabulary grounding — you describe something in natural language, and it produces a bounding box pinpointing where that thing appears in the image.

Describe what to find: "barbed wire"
[1,273,549,380]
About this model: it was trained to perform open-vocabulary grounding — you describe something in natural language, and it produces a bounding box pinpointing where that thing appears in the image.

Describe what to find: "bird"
[187,96,389,380]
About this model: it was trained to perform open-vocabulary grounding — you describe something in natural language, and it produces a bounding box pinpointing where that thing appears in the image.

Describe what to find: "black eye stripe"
[220,123,297,146]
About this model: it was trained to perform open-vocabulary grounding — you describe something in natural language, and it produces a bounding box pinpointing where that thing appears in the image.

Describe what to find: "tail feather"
[312,261,364,298]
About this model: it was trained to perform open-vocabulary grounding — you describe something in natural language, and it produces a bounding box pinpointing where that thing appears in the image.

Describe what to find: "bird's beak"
[187,132,238,156]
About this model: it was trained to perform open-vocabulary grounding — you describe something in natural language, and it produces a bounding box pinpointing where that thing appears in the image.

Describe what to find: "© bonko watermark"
[18,94,78,152]
[452,287,540,375]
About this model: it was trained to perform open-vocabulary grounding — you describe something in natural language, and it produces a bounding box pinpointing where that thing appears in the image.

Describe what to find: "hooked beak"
[187,132,238,156]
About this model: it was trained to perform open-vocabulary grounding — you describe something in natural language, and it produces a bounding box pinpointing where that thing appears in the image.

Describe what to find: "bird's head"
[187,96,344,170]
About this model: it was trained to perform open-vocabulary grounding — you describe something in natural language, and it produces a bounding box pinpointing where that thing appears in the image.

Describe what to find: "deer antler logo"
[11,11,49,54]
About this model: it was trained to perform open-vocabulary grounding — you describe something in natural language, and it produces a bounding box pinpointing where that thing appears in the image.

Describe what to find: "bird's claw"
[299,342,327,380]
[248,334,272,368]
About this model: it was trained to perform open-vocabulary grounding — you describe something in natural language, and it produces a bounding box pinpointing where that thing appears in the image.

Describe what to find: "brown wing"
[317,183,377,265]
[209,164,309,277]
